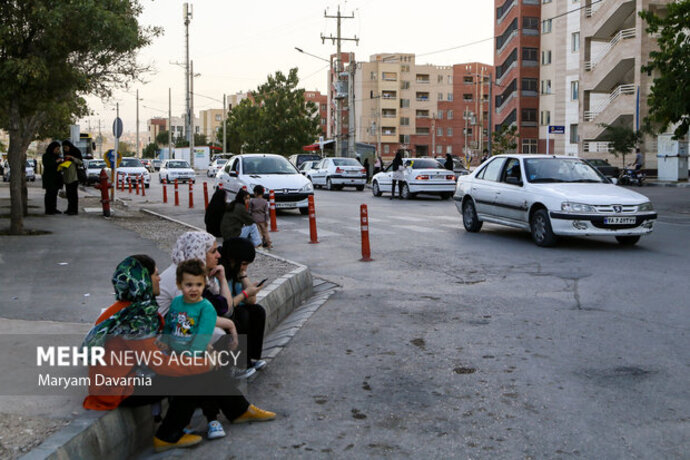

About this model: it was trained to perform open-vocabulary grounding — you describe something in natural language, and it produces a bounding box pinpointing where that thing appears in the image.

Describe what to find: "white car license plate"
[276,202,297,208]
[604,216,636,225]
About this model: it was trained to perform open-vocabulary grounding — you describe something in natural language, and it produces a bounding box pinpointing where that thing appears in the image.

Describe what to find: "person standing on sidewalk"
[390,149,404,200]
[60,140,83,215]
[41,141,63,215]
[220,189,262,247]
[249,185,272,248]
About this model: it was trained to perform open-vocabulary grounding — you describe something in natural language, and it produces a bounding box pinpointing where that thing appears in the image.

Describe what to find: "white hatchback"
[308,157,366,190]
[159,159,195,184]
[371,158,456,199]
[454,154,657,246]
[215,154,314,215]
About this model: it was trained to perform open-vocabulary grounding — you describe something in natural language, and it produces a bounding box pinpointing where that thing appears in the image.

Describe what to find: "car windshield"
[407,159,443,169]
[588,159,608,166]
[524,158,606,183]
[332,158,361,166]
[167,161,190,168]
[243,156,297,175]
[120,158,143,168]
[88,160,106,168]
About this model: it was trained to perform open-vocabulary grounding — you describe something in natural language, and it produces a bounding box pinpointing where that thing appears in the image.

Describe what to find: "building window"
[215,114,222,121]
[524,16,540,31]
[438,93,443,101]
[437,110,444,119]
[522,47,538,63]
[416,127,430,135]
[463,94,473,102]
[571,80,579,100]
[436,145,443,154]
[464,76,474,84]
[400,117,410,126]
[447,110,454,119]
[401,81,410,89]
[540,110,551,125]
[572,32,580,52]
[447,128,454,136]
[446,145,453,154]
[542,19,552,33]
[321,104,327,111]
[400,99,410,108]
[382,72,397,81]
[463,127,472,136]
[448,76,453,84]
[522,78,538,92]
[541,79,552,94]
[383,145,390,154]
[447,93,453,101]
[370,71,377,80]
[401,65,410,72]
[570,124,579,144]
[437,128,443,137]
[382,127,397,135]
[543,0,552,3]
[522,139,538,153]
[437,75,443,83]
[521,108,537,123]
[416,109,430,118]
[542,50,552,65]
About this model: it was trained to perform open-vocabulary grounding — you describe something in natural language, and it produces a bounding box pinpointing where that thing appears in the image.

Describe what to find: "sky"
[81,0,495,139]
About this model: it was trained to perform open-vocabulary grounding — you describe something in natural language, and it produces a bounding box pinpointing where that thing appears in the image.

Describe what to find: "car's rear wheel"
[372,181,382,197]
[299,207,309,215]
[531,208,557,247]
[616,235,640,246]
[326,177,334,191]
[462,200,482,232]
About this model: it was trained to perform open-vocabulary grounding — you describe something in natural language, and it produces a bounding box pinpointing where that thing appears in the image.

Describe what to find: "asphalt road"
[139,175,690,458]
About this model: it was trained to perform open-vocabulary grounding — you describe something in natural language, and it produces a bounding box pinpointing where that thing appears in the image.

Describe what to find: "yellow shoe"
[153,433,202,452]
[232,404,276,424]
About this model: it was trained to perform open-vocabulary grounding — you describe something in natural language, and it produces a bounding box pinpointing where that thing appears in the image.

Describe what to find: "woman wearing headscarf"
[220,189,262,247]
[60,140,83,215]
[444,153,454,171]
[220,237,267,372]
[83,255,276,452]
[41,141,63,214]
[390,149,404,200]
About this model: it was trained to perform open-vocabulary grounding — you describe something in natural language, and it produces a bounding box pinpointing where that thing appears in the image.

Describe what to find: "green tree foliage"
[218,68,320,155]
[119,141,133,157]
[142,142,157,158]
[640,2,690,139]
[491,125,519,155]
[0,1,160,234]
[174,133,208,147]
[156,130,172,146]
[597,123,642,166]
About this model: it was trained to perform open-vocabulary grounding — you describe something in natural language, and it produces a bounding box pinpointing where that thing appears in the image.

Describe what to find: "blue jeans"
[240,224,262,247]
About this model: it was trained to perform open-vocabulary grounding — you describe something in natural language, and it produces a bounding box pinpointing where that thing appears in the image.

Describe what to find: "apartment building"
[494,0,541,154]
[540,0,581,156]
[146,114,199,146]
[327,53,354,155]
[352,54,492,160]
[304,90,328,135]
[199,108,224,142]
[580,0,671,169]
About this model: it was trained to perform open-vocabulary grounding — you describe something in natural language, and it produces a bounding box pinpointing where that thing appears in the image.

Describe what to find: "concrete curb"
[646,181,690,188]
[21,208,313,460]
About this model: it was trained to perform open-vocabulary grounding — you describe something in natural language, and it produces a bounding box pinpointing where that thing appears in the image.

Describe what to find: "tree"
[174,133,208,148]
[491,125,519,155]
[218,68,320,155]
[640,2,690,139]
[119,141,133,157]
[597,123,642,166]
[0,1,160,234]
[142,142,157,158]
[156,130,172,146]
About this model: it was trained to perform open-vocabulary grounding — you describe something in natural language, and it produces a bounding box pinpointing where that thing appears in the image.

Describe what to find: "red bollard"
[269,190,278,232]
[128,176,132,194]
[174,179,179,206]
[188,181,194,208]
[135,176,140,195]
[360,204,373,262]
[308,195,318,244]
[141,176,146,196]
[96,169,111,217]
[203,182,209,209]
[119,173,124,191]
[163,183,168,203]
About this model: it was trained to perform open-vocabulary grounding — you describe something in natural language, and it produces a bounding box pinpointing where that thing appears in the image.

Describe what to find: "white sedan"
[371,158,456,199]
[216,154,313,215]
[116,158,150,188]
[159,159,195,184]
[207,158,228,177]
[308,157,366,190]
[454,154,657,246]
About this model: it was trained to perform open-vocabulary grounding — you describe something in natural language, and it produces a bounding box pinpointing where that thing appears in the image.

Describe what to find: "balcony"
[584,84,635,122]
[584,28,635,71]
[416,92,430,102]
[382,91,397,100]
[583,141,613,153]
[582,95,635,141]
[415,74,430,84]
[382,109,396,118]
[496,0,515,25]
[585,0,636,40]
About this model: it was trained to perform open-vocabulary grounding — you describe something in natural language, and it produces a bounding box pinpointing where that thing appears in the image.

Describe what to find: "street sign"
[112,117,123,139]
[548,125,565,134]
[104,149,122,169]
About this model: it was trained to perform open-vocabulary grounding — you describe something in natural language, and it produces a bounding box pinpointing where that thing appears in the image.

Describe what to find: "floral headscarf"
[82,257,161,349]
[171,231,219,293]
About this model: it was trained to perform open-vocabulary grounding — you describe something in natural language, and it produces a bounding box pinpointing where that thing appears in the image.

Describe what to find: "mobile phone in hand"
[257,278,268,287]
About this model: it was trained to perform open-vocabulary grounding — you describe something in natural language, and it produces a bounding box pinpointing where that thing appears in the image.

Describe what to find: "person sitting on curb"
[220,189,262,247]
[82,255,276,453]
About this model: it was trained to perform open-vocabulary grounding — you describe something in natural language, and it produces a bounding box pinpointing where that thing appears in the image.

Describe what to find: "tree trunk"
[7,102,37,235]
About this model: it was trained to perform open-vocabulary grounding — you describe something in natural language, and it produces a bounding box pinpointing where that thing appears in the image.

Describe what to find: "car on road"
[308,157,367,190]
[585,158,621,178]
[83,159,111,185]
[152,159,162,171]
[140,159,154,172]
[433,156,470,180]
[288,153,322,169]
[371,158,456,199]
[3,159,36,182]
[216,153,313,215]
[297,160,317,177]
[207,158,228,177]
[116,157,150,188]
[454,154,657,247]
[159,159,196,184]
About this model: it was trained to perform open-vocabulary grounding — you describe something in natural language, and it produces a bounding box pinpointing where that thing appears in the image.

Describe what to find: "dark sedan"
[587,159,620,178]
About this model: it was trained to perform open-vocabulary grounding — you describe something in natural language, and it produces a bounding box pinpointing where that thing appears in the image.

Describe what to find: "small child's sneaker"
[207,420,226,440]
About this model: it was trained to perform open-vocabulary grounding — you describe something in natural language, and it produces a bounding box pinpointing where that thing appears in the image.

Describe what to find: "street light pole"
[223,93,227,154]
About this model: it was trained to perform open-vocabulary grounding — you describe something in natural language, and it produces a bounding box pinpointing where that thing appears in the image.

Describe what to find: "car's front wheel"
[616,235,640,246]
[531,208,557,247]
[462,200,482,232]
[372,180,382,197]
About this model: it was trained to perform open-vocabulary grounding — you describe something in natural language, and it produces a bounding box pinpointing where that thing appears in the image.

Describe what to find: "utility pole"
[168,88,173,159]
[223,93,227,154]
[135,89,141,158]
[97,120,102,158]
[183,3,192,154]
[190,59,195,168]
[488,78,493,157]
[321,5,358,157]
[347,52,356,157]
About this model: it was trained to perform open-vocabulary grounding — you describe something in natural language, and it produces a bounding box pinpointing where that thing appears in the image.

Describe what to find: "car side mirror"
[505,176,523,186]
[229,171,238,178]
[610,177,618,185]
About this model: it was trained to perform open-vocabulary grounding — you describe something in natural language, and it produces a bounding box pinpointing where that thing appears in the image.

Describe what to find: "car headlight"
[561,202,595,213]
[300,182,314,193]
[638,202,654,212]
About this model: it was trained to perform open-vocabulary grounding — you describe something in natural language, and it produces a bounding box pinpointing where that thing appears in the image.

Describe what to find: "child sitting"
[249,185,272,248]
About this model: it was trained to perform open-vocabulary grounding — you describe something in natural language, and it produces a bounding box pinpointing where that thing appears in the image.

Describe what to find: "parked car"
[216,154,313,215]
[298,160,317,176]
[152,159,162,171]
[433,156,470,179]
[3,159,36,182]
[83,159,111,184]
[140,159,153,172]
[454,154,657,247]
[308,157,367,191]
[288,153,322,169]
[207,158,228,177]
[371,158,456,199]
[586,158,621,178]
[116,157,150,188]
[159,159,195,184]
